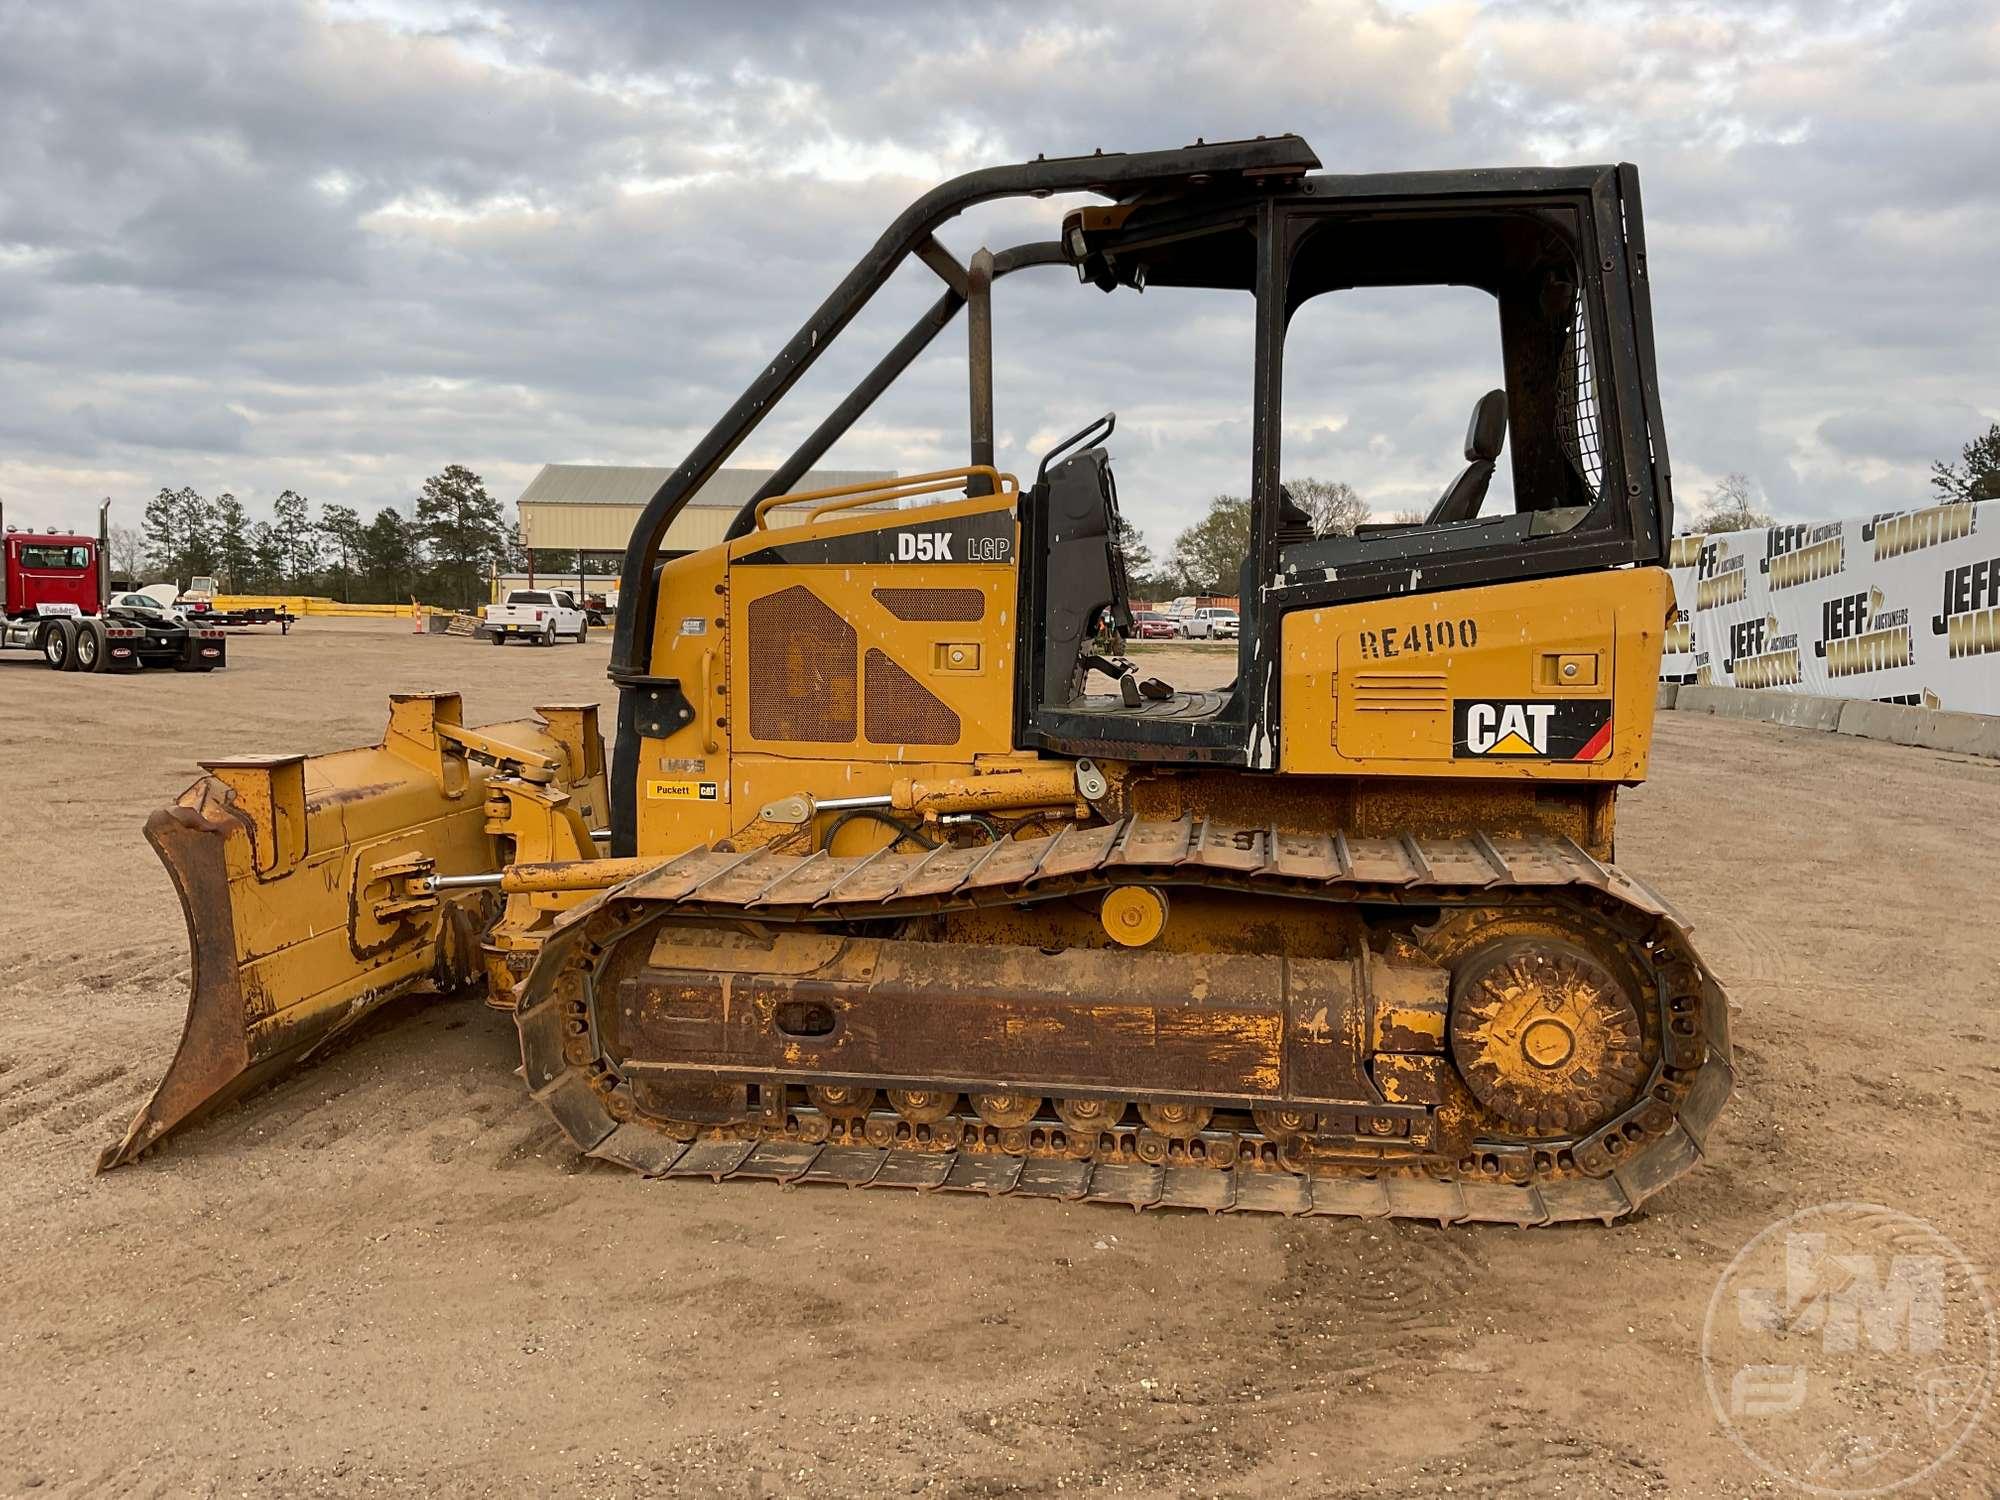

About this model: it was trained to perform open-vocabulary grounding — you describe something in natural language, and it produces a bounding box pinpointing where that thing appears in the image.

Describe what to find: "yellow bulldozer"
[104,135,1731,1222]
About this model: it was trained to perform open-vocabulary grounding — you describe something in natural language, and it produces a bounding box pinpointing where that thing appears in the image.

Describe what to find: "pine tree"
[142,486,182,583]
[271,489,321,589]
[359,506,421,602]
[213,492,254,592]
[416,464,508,608]
[318,503,365,601]
[177,489,216,579]
[248,522,285,593]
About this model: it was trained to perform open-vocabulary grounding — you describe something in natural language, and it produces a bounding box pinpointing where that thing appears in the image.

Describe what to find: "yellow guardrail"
[212,595,426,619]
[750,466,1017,530]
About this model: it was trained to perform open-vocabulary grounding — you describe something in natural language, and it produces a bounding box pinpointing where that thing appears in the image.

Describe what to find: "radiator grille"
[747,585,856,742]
[871,587,985,622]
[865,649,961,746]
[1350,672,1449,713]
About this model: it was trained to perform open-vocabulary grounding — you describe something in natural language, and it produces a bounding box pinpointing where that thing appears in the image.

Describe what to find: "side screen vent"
[1558,287,1605,498]
[871,587,985,622]
[865,649,961,746]
[748,585,857,742]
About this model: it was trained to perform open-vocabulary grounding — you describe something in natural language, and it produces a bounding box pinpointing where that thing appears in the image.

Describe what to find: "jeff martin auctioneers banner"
[1661,497,2000,714]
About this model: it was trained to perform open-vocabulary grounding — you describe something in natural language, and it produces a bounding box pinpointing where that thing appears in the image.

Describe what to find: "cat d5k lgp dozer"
[104,135,1731,1223]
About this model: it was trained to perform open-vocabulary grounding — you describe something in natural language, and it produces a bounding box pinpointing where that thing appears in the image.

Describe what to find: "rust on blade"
[101,792,262,1169]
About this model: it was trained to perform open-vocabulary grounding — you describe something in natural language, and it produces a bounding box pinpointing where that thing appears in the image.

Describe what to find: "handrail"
[751,466,1019,530]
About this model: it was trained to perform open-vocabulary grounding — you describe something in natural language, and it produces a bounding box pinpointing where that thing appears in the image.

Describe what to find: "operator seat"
[1426,389,1509,526]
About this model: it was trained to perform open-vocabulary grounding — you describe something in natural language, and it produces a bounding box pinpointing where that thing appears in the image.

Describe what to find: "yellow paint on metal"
[1100,886,1168,947]
[724,492,1020,765]
[1280,569,1672,780]
[890,766,1075,814]
[102,693,611,1168]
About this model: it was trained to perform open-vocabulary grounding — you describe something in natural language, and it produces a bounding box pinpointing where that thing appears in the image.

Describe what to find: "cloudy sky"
[1,0,1995,554]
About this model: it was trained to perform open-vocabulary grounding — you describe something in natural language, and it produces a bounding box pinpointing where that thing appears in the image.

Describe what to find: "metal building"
[516,464,895,558]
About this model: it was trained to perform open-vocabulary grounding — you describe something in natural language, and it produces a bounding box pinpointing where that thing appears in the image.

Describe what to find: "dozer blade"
[100,691,608,1170]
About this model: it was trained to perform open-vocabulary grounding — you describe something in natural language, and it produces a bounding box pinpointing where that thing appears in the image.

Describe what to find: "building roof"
[515,463,899,553]
[516,464,893,510]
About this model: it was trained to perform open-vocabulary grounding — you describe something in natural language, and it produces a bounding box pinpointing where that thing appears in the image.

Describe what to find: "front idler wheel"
[1447,936,1649,1138]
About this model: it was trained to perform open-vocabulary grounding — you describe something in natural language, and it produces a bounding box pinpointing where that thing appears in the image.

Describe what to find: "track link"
[515,820,1733,1223]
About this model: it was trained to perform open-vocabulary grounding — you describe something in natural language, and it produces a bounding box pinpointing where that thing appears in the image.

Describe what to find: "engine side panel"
[1279,568,1672,780]
[724,494,1020,766]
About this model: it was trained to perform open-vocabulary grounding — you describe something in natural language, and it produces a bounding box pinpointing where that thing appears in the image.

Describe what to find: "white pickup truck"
[484,589,589,646]
[1179,605,1239,639]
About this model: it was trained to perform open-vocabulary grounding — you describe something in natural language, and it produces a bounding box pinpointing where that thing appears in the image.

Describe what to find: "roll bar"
[607,134,1319,682]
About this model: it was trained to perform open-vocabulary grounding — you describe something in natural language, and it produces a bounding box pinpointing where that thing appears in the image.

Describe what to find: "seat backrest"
[1425,389,1509,526]
[1028,448,1127,707]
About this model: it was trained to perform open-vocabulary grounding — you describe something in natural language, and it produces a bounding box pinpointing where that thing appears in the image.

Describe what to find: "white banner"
[1661,498,1999,713]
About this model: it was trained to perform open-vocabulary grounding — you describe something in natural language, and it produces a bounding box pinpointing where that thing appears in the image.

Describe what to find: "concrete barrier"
[1673,684,1846,731]
[1834,699,2000,758]
[1663,681,2000,759]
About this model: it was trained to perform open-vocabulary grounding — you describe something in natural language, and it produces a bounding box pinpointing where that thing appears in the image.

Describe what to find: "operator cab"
[1014,164,1659,766]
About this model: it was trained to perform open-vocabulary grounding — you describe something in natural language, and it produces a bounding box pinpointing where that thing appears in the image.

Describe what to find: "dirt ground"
[3,619,1996,1498]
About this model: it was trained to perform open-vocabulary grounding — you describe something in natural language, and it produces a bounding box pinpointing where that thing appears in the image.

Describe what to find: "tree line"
[129,465,519,609]
[1122,475,1414,597]
[1128,421,2000,577]
[113,420,2000,603]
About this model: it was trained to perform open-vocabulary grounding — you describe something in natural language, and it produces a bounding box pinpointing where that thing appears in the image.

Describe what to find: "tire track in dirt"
[925,1219,1500,1498]
[0,1062,142,1139]
[1329,1425,1667,1498]
[1283,1219,1488,1382]
[0,943,184,1000]
[59,1452,203,1499]
[1693,906,1818,994]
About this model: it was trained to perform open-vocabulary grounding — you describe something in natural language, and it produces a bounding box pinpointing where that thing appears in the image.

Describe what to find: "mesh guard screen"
[864,648,961,746]
[747,585,857,742]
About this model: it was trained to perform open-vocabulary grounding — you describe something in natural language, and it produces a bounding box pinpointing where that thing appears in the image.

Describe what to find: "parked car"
[1180,606,1239,639]
[484,588,589,645]
[1131,611,1178,640]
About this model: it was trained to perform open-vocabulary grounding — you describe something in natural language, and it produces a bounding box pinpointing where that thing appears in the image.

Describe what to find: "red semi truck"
[0,501,226,673]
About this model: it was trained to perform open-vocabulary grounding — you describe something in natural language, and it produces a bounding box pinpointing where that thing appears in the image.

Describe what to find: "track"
[515,819,1733,1223]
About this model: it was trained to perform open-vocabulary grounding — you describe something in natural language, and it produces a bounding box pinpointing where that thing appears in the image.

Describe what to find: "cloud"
[0,0,1994,551]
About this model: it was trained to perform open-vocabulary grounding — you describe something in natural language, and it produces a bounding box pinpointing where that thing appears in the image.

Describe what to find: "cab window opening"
[18,544,94,569]
[1275,205,1613,561]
